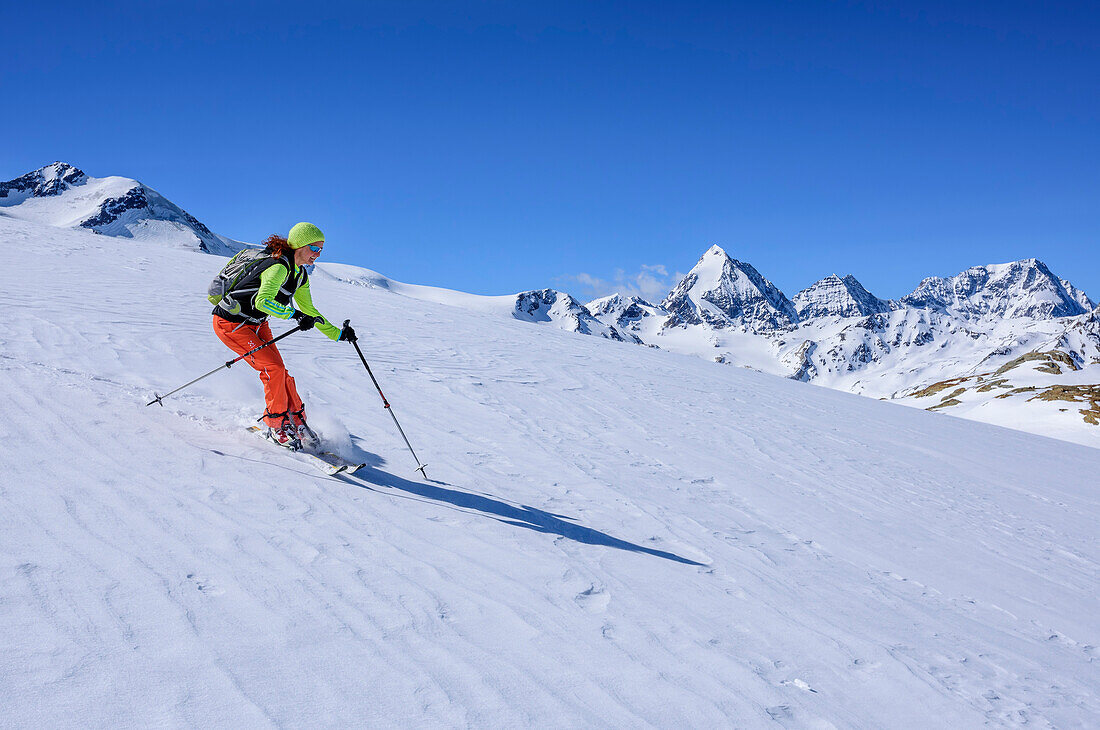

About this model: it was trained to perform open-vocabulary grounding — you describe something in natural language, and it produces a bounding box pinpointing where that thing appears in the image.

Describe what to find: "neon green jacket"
[255,262,341,341]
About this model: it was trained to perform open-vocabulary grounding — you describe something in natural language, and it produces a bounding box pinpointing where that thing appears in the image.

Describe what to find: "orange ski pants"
[213,316,304,428]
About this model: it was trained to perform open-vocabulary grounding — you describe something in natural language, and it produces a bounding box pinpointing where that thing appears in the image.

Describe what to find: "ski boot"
[266,418,303,451]
[290,408,320,449]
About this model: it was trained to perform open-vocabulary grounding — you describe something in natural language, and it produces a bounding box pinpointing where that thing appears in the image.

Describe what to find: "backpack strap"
[274,254,311,297]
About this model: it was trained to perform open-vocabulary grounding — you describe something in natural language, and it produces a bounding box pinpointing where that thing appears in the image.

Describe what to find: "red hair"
[262,234,292,259]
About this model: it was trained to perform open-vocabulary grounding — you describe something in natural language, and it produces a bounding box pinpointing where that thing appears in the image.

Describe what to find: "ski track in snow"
[1,217,1098,727]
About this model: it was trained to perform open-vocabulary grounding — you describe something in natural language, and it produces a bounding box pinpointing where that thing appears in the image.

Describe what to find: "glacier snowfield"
[1,217,1098,727]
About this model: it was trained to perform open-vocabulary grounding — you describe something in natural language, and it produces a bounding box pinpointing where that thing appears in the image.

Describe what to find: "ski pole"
[147,323,305,407]
[344,319,428,479]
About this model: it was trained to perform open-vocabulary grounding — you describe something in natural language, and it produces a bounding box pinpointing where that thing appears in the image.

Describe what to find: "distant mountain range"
[4,162,1097,444]
[577,245,1099,441]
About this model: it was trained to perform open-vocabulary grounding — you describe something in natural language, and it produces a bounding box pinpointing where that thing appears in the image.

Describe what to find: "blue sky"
[3,1,1098,301]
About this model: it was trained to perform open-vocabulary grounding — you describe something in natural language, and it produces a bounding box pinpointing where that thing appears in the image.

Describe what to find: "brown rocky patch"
[976,378,1011,393]
[1028,384,1100,426]
[995,387,1038,399]
[909,377,969,399]
[994,350,1078,377]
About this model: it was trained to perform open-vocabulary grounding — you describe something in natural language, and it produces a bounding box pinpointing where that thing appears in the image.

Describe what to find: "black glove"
[293,311,319,331]
[339,324,357,342]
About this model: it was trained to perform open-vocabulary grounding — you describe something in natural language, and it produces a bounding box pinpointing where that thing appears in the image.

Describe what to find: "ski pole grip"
[343,319,350,328]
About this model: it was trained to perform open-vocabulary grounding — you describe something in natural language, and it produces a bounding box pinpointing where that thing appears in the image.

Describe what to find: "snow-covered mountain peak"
[584,293,662,344]
[0,162,241,256]
[902,258,1086,320]
[693,244,740,278]
[0,161,87,202]
[514,289,628,341]
[661,245,798,332]
[793,273,890,320]
[586,293,658,317]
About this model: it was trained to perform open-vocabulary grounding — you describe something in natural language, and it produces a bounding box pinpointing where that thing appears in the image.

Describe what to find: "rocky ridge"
[0,162,87,200]
[900,259,1087,320]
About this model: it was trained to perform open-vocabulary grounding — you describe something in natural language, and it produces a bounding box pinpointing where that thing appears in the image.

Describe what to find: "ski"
[247,426,366,476]
[314,450,366,476]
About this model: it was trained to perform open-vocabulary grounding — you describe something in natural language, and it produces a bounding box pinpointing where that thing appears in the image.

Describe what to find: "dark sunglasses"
[307,244,323,253]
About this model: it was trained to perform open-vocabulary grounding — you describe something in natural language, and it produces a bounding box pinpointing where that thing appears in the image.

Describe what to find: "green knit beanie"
[288,221,325,249]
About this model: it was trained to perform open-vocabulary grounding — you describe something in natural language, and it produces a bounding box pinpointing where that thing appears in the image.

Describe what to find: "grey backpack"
[207,248,278,313]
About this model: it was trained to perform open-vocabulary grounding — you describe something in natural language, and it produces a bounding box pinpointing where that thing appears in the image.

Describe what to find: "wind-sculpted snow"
[3,216,1099,727]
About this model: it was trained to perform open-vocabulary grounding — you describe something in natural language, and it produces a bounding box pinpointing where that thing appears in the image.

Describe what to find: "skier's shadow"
[341,442,705,567]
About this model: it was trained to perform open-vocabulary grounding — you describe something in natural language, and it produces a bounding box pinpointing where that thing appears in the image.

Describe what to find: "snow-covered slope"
[772,295,1100,444]
[896,350,1100,443]
[3,215,1099,727]
[1,162,242,255]
[317,264,627,341]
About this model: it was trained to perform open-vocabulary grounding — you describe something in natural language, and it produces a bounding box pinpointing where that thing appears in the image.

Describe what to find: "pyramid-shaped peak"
[814,273,853,287]
[794,273,889,320]
[686,245,749,286]
[663,246,798,332]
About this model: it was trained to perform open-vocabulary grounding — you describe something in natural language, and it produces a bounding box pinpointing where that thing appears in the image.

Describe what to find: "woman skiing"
[212,221,355,449]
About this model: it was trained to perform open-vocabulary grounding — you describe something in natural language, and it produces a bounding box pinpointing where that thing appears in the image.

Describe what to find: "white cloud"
[557,264,685,304]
